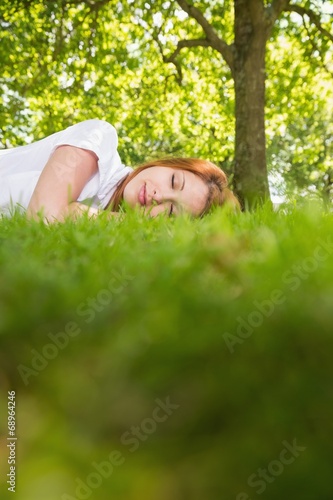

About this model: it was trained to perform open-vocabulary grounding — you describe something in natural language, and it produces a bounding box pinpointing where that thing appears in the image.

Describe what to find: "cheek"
[190,190,208,215]
[147,204,168,218]
[126,176,144,204]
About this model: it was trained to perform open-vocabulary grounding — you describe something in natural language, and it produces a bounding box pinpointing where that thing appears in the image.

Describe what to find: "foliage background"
[0,0,332,200]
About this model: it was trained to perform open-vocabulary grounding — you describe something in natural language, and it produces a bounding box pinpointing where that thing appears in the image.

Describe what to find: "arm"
[60,202,120,220]
[27,145,100,221]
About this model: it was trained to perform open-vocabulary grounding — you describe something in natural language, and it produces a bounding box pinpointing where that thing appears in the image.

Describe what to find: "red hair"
[109,157,240,216]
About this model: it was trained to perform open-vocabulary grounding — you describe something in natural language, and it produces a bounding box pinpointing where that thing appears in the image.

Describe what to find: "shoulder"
[56,119,118,152]
[68,119,117,139]
[74,119,116,130]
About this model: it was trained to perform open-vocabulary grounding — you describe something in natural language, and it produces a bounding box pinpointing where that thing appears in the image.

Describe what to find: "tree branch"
[298,12,333,77]
[175,0,234,71]
[163,38,211,84]
[165,38,211,63]
[285,4,333,42]
[265,0,291,36]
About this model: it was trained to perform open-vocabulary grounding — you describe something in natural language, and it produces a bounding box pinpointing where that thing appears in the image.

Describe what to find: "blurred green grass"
[0,203,333,500]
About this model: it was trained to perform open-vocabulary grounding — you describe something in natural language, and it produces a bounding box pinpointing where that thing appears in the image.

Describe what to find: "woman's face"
[123,166,209,218]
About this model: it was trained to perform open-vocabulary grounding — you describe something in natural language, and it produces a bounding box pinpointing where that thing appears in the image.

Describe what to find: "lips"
[138,183,146,206]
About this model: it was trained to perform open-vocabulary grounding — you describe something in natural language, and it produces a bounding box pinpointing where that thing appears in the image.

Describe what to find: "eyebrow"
[181,172,185,191]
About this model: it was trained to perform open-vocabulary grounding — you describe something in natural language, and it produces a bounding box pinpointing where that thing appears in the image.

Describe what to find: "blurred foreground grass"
[0,203,332,500]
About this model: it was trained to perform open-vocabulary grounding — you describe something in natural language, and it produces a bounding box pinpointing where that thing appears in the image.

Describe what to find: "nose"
[151,188,163,205]
[150,185,174,206]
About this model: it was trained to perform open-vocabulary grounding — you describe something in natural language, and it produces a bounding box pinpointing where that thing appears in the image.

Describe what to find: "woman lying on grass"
[0,119,239,221]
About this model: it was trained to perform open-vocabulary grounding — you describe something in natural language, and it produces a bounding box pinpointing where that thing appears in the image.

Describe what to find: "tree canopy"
[0,0,332,204]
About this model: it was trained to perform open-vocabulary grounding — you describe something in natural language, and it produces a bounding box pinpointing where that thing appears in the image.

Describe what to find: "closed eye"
[171,174,175,189]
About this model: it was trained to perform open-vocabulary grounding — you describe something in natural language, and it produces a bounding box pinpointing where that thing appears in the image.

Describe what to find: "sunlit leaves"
[0,0,332,201]
[266,3,333,201]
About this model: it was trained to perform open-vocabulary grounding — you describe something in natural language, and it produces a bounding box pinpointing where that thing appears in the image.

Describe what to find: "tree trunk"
[233,0,270,209]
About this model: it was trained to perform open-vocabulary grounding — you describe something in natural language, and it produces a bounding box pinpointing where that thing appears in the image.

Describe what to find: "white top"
[0,119,133,214]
